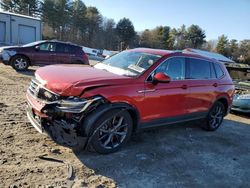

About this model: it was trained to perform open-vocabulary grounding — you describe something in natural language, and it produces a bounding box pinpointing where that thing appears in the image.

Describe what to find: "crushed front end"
[26,78,104,148]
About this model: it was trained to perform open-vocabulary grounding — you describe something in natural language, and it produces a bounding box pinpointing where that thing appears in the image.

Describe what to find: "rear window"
[187,58,211,79]
[214,63,224,78]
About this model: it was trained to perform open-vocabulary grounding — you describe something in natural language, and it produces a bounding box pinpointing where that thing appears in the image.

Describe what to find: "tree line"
[1,0,250,64]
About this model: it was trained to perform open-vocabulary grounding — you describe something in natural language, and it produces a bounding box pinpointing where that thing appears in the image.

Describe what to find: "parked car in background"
[227,64,250,113]
[0,40,89,71]
[26,48,234,154]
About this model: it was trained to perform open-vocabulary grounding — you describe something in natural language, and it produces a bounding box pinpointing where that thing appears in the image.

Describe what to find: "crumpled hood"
[35,64,132,96]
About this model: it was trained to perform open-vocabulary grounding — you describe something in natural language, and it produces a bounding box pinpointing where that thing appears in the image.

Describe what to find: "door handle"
[181,85,188,89]
[213,83,218,87]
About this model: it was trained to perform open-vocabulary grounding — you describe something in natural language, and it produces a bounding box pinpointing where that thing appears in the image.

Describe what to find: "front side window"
[94,51,162,77]
[38,42,56,52]
[155,57,185,80]
[187,58,211,79]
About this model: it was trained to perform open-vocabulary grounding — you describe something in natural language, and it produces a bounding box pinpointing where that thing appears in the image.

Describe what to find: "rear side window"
[56,43,68,53]
[156,57,185,80]
[214,63,224,78]
[187,58,211,79]
[69,45,80,54]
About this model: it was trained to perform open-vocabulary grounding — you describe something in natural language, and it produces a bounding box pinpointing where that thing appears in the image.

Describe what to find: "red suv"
[0,40,89,71]
[26,48,234,153]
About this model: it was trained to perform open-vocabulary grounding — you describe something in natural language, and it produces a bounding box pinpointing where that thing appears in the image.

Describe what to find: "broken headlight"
[56,96,102,113]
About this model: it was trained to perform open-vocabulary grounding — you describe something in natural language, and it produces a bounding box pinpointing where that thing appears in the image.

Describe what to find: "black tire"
[11,55,29,71]
[89,109,133,154]
[202,101,225,131]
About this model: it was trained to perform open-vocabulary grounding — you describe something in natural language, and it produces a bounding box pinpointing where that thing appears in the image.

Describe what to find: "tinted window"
[56,43,68,53]
[188,58,211,79]
[214,63,224,78]
[156,57,185,80]
[38,42,56,52]
[69,45,80,54]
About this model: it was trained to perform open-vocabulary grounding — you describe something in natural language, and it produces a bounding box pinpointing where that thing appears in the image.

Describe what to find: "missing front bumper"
[26,106,88,148]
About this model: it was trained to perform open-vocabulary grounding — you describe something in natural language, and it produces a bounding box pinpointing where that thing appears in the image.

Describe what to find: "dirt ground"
[0,62,250,188]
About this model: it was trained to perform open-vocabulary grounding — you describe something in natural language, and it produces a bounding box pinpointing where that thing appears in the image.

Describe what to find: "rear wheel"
[90,110,133,154]
[202,101,225,131]
[11,55,29,71]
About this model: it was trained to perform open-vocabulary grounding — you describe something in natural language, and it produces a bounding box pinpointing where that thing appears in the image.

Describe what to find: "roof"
[184,48,235,64]
[0,11,41,21]
[131,48,173,56]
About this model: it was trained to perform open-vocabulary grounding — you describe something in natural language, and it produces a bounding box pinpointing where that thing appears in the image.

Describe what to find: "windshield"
[22,41,45,47]
[94,51,162,77]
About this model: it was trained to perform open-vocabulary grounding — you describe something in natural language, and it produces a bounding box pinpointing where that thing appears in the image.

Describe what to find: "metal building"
[0,11,42,46]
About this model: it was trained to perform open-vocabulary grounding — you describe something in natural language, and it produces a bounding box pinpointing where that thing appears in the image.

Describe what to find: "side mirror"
[35,46,40,51]
[153,72,171,84]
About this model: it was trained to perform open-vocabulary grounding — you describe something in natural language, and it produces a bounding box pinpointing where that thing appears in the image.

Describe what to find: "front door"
[142,57,189,123]
[33,42,57,65]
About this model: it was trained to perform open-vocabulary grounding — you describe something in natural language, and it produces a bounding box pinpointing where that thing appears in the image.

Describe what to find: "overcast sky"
[83,0,250,41]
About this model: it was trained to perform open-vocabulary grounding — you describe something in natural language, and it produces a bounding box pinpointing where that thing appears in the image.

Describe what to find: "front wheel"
[90,110,133,154]
[202,101,225,131]
[11,55,29,71]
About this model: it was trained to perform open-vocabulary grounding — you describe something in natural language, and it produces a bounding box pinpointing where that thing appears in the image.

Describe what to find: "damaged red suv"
[26,48,234,153]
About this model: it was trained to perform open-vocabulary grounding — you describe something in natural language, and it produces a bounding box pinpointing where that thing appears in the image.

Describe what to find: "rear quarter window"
[214,63,224,78]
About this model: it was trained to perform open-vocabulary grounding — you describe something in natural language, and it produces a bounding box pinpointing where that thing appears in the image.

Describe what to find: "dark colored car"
[0,40,89,71]
[26,48,234,154]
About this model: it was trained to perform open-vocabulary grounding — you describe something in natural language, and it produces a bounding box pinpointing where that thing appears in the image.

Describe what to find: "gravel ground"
[0,62,249,188]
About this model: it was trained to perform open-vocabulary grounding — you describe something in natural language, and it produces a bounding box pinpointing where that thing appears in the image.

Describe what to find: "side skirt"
[139,111,208,130]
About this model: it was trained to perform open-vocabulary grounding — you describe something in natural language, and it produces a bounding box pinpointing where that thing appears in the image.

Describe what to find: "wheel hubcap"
[209,105,224,128]
[14,58,27,69]
[98,115,128,149]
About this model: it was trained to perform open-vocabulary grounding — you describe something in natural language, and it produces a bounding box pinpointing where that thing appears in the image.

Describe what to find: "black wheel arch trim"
[82,102,140,137]
[212,96,229,115]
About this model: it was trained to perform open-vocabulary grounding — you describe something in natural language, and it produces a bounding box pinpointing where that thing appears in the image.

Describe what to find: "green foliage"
[216,35,229,56]
[116,18,136,48]
[1,0,40,16]
[186,25,206,48]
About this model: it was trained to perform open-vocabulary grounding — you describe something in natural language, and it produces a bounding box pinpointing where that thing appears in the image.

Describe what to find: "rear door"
[68,45,81,63]
[33,42,57,65]
[55,43,71,64]
[142,57,189,123]
[185,57,217,114]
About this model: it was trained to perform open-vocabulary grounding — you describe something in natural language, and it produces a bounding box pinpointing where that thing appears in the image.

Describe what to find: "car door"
[142,57,189,124]
[33,42,57,65]
[185,57,217,114]
[55,43,71,64]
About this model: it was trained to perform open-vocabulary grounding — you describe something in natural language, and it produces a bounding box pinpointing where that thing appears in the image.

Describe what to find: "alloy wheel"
[14,58,28,70]
[98,115,128,149]
[209,105,224,129]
